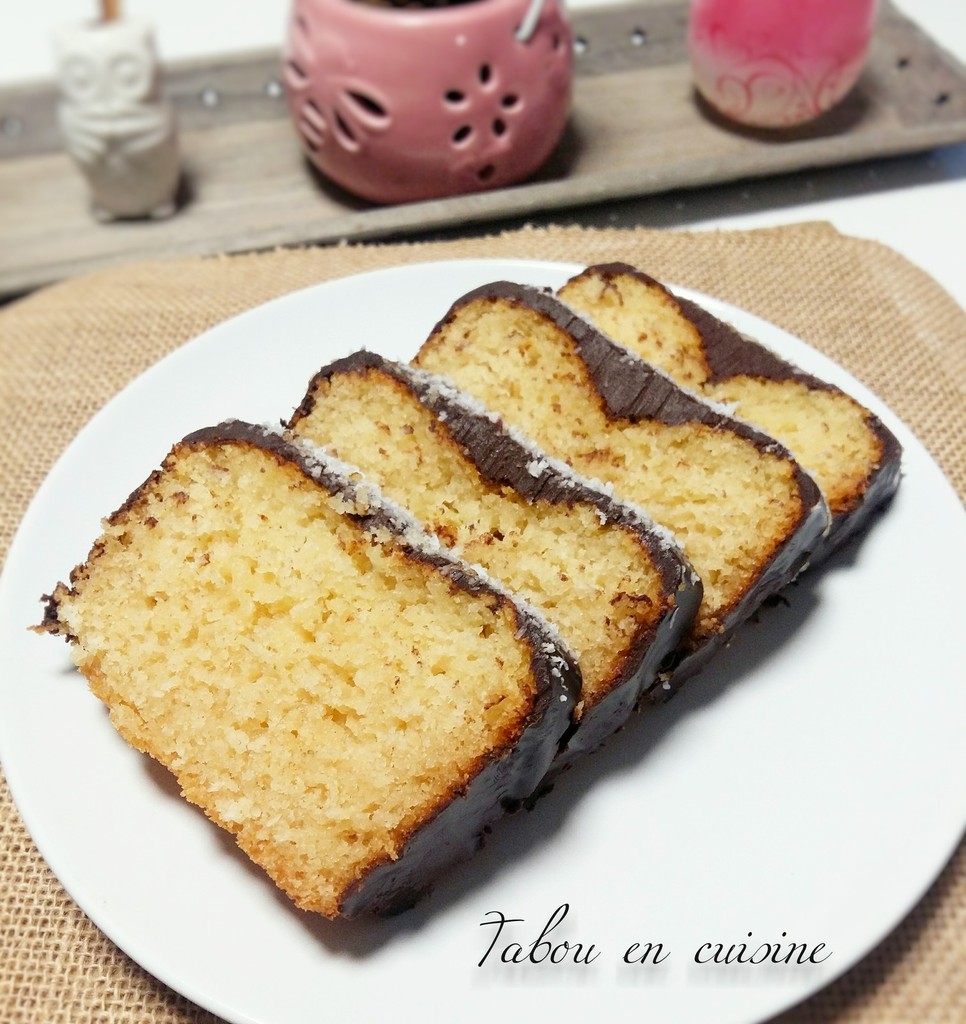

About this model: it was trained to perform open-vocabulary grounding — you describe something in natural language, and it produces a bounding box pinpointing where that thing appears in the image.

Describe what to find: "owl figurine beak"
[52,17,182,221]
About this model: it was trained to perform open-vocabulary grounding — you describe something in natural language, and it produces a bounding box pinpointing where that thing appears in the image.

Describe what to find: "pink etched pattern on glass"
[688,0,879,128]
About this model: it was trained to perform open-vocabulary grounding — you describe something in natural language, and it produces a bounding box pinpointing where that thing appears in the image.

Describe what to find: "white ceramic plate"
[1,260,964,1024]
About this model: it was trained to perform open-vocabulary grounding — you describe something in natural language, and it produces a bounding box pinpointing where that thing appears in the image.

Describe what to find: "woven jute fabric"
[1,222,963,1023]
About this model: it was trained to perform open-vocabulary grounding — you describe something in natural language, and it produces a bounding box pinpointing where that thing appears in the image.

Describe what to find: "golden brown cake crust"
[560,263,902,554]
[289,350,703,760]
[416,281,831,686]
[292,350,689,585]
[39,420,580,918]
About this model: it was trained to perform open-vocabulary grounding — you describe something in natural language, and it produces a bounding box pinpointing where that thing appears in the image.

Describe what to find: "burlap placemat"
[1,222,963,1023]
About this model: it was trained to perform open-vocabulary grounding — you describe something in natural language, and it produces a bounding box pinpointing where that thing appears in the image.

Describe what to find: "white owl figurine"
[54,19,181,221]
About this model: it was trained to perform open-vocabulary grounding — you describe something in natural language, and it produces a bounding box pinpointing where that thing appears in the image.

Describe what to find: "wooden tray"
[1,0,964,298]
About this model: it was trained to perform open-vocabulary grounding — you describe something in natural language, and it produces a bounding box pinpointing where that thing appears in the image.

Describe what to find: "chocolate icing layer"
[565,263,903,558]
[421,282,831,690]
[43,419,580,919]
[294,350,685,564]
[573,262,827,388]
[291,352,702,762]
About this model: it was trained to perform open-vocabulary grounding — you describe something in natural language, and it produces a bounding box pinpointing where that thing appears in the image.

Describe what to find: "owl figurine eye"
[110,52,152,100]
[60,54,99,102]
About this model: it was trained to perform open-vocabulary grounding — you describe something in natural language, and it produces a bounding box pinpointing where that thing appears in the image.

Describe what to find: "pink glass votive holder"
[688,0,879,129]
[283,0,573,205]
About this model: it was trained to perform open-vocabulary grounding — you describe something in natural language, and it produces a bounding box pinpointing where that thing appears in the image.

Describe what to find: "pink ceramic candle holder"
[282,0,573,204]
[688,0,879,129]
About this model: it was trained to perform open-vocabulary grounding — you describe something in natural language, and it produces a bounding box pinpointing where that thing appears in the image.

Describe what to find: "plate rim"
[1,257,963,1024]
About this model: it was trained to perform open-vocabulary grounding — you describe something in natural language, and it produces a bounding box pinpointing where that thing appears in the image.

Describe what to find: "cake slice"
[558,263,902,556]
[415,282,830,683]
[286,351,700,763]
[37,420,578,918]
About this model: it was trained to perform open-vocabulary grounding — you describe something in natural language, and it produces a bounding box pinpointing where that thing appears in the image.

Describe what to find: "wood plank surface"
[1,0,964,298]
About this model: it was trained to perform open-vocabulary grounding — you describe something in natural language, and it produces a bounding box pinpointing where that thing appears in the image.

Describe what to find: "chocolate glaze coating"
[571,262,823,387]
[291,351,703,763]
[567,263,903,559]
[420,282,831,691]
[42,419,580,919]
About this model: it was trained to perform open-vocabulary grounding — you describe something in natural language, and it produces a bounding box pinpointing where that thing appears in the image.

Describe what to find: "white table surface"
[2,0,964,307]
